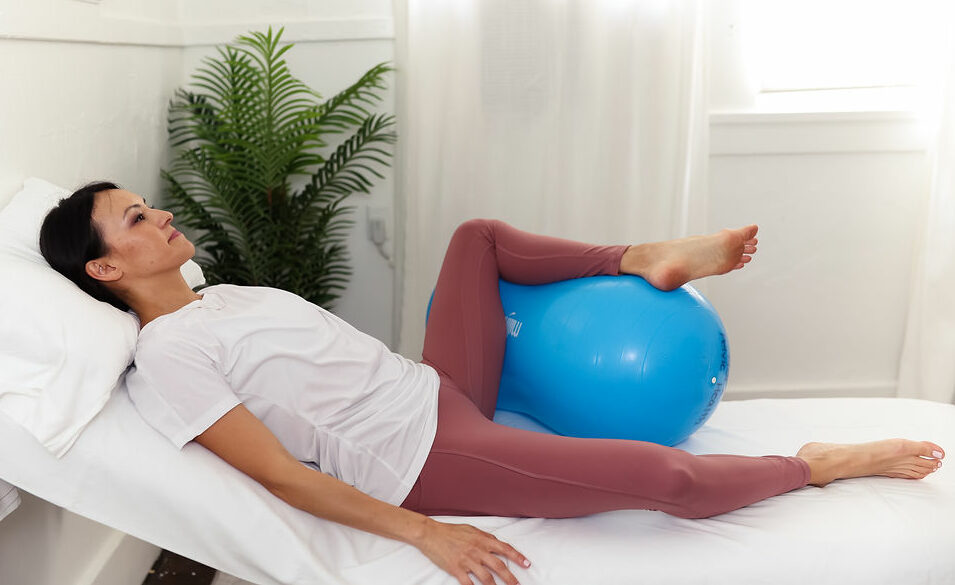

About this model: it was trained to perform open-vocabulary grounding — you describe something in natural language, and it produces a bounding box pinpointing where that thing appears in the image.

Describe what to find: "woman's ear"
[85,258,123,283]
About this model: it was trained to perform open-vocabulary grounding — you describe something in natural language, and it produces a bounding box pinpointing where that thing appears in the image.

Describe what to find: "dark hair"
[39,181,131,312]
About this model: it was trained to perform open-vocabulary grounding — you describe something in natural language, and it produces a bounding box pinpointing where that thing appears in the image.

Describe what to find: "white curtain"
[897,34,955,404]
[395,0,709,358]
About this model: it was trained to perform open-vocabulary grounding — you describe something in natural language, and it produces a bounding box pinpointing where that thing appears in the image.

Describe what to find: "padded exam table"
[1,387,953,585]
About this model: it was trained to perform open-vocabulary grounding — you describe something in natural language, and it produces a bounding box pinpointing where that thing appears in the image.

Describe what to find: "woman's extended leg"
[404,378,809,518]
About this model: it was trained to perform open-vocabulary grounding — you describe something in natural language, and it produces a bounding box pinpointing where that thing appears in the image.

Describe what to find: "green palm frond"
[163,26,395,307]
[315,63,393,133]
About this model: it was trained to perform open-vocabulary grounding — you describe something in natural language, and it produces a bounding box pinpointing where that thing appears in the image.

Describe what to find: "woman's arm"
[194,404,531,585]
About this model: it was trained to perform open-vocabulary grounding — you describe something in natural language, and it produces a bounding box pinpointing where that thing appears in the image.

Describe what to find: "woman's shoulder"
[136,314,208,353]
[206,284,321,314]
[136,294,219,352]
[139,284,319,343]
[200,283,303,302]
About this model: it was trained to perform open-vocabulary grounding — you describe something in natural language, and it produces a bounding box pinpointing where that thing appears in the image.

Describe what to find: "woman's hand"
[194,406,531,582]
[413,518,531,585]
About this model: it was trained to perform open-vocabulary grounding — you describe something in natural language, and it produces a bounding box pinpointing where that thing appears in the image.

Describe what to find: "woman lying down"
[40,182,945,585]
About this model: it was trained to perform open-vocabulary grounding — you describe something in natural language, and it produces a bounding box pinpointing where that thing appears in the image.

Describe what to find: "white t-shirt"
[125,284,440,505]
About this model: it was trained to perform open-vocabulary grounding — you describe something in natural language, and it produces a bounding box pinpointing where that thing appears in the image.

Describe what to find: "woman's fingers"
[469,564,500,585]
[489,539,531,571]
[417,520,531,585]
[474,533,526,585]
[465,554,517,585]
[478,555,516,585]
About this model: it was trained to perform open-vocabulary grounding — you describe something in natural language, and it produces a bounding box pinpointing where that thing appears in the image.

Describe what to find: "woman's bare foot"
[619,225,759,291]
[796,439,945,487]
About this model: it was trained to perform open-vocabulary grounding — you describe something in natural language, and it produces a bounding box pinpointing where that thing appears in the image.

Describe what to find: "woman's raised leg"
[422,218,629,418]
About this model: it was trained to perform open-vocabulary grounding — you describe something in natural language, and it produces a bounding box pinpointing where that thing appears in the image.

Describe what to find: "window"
[738,0,951,111]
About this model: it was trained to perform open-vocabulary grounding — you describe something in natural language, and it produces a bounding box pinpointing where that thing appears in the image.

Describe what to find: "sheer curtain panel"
[897,33,955,404]
[395,0,709,358]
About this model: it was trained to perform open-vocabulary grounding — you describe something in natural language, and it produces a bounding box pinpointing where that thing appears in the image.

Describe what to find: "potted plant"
[163,26,396,308]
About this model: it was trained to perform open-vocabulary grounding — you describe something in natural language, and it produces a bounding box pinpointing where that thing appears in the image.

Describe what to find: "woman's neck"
[123,272,204,329]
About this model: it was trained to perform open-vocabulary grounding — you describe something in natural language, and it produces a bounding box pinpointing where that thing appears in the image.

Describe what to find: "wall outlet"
[367,206,389,245]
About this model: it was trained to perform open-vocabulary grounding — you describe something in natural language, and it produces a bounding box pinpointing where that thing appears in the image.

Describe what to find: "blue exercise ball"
[426,275,729,446]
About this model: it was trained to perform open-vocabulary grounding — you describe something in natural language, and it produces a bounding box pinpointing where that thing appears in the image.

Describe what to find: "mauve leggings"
[399,219,810,519]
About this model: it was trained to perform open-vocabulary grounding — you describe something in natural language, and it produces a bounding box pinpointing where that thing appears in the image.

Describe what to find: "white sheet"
[1,389,953,585]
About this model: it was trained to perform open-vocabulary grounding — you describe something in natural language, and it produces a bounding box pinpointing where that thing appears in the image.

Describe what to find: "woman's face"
[85,188,195,285]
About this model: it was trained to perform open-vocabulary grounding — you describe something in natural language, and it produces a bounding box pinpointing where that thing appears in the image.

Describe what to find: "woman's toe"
[922,443,945,459]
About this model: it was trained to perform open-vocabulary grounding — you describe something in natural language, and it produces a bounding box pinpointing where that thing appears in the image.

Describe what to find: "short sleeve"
[125,325,241,449]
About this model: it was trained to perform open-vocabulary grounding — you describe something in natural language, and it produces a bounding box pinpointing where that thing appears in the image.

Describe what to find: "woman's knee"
[654,458,712,519]
[660,463,696,499]
[451,218,506,245]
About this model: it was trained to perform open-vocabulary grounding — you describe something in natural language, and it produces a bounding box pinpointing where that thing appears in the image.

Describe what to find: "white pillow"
[0,178,206,457]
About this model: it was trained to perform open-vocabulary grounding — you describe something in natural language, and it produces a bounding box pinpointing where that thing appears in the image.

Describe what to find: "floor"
[209,573,258,585]
[140,550,257,585]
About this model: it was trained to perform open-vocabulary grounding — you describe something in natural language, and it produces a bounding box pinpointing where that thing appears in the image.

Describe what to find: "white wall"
[0,2,396,584]
[706,114,930,399]
[180,0,391,23]
[0,4,182,206]
[705,0,933,399]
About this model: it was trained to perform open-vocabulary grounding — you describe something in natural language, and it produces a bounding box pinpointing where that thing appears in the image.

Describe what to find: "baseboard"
[75,529,161,585]
[723,381,898,401]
